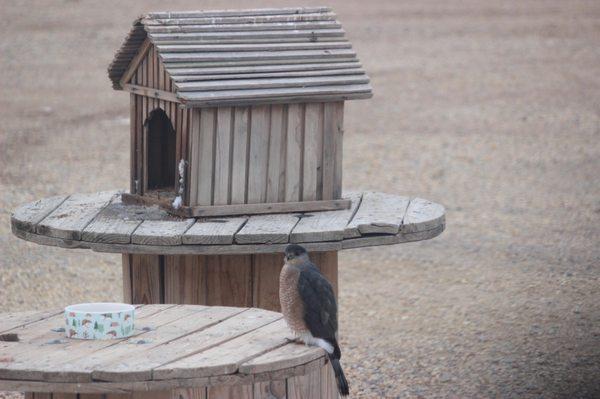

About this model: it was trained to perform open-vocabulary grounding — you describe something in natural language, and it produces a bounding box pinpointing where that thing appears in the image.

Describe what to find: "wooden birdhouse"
[107,6,372,217]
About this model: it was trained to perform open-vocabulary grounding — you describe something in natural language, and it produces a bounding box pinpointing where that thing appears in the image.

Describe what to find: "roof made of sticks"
[108,7,372,107]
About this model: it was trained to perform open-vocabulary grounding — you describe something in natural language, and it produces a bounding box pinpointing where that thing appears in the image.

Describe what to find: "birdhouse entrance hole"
[145,108,176,191]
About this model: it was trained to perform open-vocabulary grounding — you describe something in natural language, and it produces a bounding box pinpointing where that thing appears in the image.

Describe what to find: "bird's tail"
[329,355,349,397]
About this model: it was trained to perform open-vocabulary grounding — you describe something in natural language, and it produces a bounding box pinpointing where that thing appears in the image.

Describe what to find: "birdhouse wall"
[128,44,190,199]
[187,102,344,207]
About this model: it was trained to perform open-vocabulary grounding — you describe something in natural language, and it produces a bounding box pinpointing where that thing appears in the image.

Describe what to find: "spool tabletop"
[0,305,325,394]
[11,191,445,255]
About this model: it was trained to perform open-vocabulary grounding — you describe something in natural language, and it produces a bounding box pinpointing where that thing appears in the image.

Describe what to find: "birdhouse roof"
[108,7,372,107]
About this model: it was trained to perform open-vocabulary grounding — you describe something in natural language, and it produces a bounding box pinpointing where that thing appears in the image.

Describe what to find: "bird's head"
[284,244,309,264]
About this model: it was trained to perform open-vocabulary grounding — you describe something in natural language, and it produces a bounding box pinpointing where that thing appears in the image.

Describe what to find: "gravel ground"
[1,1,599,398]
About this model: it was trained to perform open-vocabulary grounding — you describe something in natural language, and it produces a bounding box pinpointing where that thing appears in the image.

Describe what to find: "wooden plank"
[188,109,201,205]
[252,254,283,312]
[287,367,321,399]
[401,198,446,233]
[235,214,298,244]
[172,68,364,82]
[122,254,133,303]
[150,30,345,44]
[285,103,304,202]
[182,217,248,245]
[247,105,270,203]
[311,252,338,299]
[131,218,195,245]
[302,103,323,201]
[166,62,362,76]
[147,7,331,19]
[344,192,411,238]
[206,255,252,307]
[254,380,287,399]
[147,12,335,25]
[157,41,348,53]
[154,318,288,379]
[164,255,206,304]
[230,106,250,204]
[322,102,343,199]
[160,49,354,63]
[10,195,67,233]
[36,191,116,240]
[175,75,368,92]
[239,343,324,375]
[206,385,252,399]
[290,193,361,243]
[196,108,217,206]
[0,310,61,334]
[170,388,206,399]
[213,107,233,205]
[122,84,180,103]
[145,21,340,34]
[119,38,152,87]
[162,55,357,70]
[93,308,276,382]
[82,196,145,244]
[320,362,337,399]
[131,254,162,304]
[130,94,137,194]
[266,105,287,203]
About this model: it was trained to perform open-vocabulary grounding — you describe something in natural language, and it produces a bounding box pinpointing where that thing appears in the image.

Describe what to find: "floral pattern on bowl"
[64,303,135,340]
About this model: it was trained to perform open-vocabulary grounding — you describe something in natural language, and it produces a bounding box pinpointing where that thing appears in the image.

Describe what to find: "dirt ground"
[1,1,599,398]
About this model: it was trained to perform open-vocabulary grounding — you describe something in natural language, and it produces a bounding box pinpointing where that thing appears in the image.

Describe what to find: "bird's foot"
[284,336,302,344]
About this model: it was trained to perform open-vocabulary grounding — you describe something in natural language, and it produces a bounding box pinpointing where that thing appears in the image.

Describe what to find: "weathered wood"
[164,255,206,304]
[0,310,61,334]
[285,104,304,202]
[239,343,324,375]
[150,29,345,43]
[235,214,299,244]
[145,21,341,34]
[175,75,368,92]
[182,217,247,245]
[345,192,411,238]
[206,256,252,307]
[254,380,287,399]
[157,41,348,53]
[311,251,338,298]
[122,254,133,303]
[213,107,233,205]
[302,103,323,201]
[401,198,446,233]
[287,367,321,399]
[196,108,217,206]
[10,195,67,233]
[161,49,354,63]
[253,253,284,311]
[147,12,335,26]
[147,7,331,19]
[82,197,146,244]
[290,193,361,243]
[131,254,163,303]
[230,106,250,204]
[247,105,270,204]
[166,62,361,77]
[36,191,116,240]
[120,39,152,87]
[174,199,351,218]
[172,68,365,82]
[267,105,287,203]
[131,218,195,245]
[122,84,180,103]
[188,109,201,205]
[323,102,344,200]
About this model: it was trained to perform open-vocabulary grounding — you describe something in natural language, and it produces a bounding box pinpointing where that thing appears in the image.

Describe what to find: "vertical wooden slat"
[287,367,321,399]
[332,102,344,199]
[247,105,271,204]
[130,94,137,194]
[311,251,338,298]
[158,52,165,91]
[214,107,233,205]
[285,103,304,202]
[188,109,201,205]
[175,103,182,185]
[52,394,77,399]
[267,104,287,203]
[149,46,156,89]
[252,253,283,312]
[164,255,206,305]
[184,109,191,205]
[254,380,287,399]
[197,108,217,206]
[207,385,252,399]
[303,103,324,201]
[122,253,133,303]
[131,254,163,304]
[206,255,252,307]
[141,54,148,194]
[231,106,250,204]
[322,102,343,200]
[320,363,338,399]
[172,388,207,399]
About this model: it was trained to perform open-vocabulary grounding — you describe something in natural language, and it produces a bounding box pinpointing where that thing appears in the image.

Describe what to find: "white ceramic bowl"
[64,303,135,340]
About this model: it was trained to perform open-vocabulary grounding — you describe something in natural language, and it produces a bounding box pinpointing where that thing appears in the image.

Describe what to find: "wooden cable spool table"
[0,305,329,398]
[10,190,445,398]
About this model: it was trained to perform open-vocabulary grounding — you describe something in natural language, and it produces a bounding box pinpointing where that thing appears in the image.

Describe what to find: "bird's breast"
[279,263,308,333]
